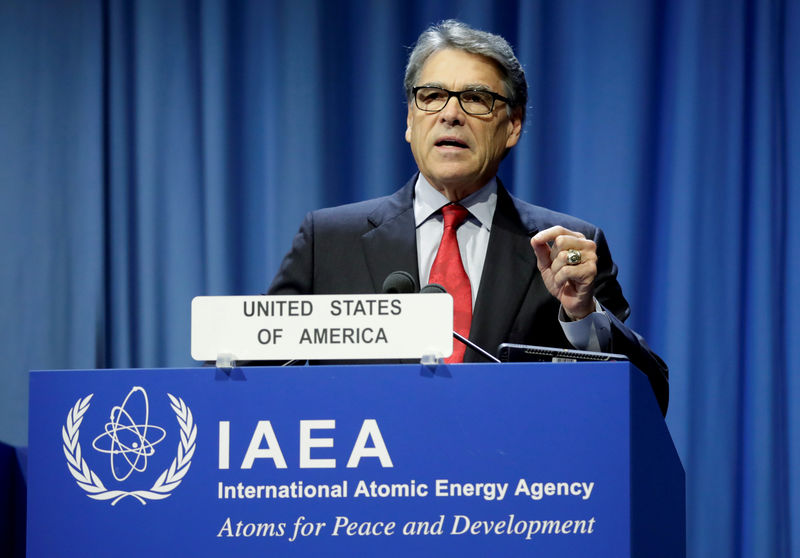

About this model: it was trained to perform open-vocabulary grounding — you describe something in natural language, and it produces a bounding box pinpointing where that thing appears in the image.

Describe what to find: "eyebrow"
[461,83,493,92]
[418,82,495,92]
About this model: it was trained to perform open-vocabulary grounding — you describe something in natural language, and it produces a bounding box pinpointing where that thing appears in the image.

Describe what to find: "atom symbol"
[91,386,167,481]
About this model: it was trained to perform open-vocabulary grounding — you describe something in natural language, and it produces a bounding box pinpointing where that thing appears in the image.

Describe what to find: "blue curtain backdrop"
[1,1,799,557]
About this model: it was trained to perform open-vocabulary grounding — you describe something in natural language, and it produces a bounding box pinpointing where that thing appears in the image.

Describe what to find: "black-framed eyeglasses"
[412,86,513,116]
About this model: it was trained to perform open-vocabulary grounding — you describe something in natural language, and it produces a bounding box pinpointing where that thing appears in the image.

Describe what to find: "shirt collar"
[413,174,497,231]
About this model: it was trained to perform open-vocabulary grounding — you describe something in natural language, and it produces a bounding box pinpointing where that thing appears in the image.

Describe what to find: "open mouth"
[435,137,469,149]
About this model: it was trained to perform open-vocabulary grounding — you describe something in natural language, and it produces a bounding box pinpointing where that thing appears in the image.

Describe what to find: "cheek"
[408,127,423,152]
[489,127,512,154]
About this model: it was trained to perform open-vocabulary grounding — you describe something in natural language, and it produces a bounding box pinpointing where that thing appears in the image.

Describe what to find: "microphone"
[420,283,501,363]
[382,270,418,294]
[419,283,446,294]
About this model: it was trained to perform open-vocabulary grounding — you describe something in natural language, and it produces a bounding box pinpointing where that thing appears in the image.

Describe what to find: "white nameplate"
[191,294,453,361]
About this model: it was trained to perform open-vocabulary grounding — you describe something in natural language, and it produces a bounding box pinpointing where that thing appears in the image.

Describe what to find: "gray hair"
[404,20,528,122]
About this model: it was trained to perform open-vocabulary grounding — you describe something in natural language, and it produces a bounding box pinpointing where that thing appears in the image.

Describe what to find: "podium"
[27,362,684,557]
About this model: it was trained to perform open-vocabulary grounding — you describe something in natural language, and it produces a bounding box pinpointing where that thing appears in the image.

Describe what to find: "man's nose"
[439,95,465,124]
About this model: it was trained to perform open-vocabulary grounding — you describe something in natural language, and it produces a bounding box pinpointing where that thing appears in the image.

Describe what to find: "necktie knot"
[441,204,469,229]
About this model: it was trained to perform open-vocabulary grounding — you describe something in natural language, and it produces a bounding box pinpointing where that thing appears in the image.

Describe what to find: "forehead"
[417,48,506,90]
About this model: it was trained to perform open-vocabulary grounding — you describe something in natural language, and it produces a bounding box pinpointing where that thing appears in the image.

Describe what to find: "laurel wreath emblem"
[62,392,197,505]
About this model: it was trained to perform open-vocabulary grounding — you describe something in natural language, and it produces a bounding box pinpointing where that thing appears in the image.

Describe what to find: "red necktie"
[429,204,472,363]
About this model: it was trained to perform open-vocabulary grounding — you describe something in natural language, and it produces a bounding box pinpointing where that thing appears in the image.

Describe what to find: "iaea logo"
[62,386,196,505]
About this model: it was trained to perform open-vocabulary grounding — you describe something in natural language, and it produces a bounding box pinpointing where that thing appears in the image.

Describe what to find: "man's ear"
[505,109,523,149]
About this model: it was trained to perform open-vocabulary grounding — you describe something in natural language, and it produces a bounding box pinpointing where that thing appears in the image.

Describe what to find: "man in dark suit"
[268,20,668,415]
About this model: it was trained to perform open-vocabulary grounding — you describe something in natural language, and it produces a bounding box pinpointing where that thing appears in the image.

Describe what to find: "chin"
[428,165,478,184]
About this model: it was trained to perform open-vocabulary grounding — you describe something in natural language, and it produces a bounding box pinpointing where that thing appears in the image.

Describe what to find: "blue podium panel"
[28,362,684,557]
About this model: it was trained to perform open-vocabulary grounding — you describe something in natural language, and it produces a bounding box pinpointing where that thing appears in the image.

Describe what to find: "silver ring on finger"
[566,249,582,266]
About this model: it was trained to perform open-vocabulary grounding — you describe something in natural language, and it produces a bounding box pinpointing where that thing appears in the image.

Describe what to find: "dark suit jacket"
[268,176,669,415]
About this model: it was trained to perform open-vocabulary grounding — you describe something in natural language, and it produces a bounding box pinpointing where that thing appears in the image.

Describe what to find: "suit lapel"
[467,185,539,361]
[360,177,420,293]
